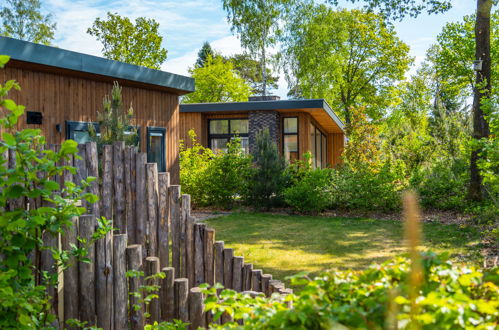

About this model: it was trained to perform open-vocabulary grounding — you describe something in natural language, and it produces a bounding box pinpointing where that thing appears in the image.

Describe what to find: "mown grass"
[206,212,481,283]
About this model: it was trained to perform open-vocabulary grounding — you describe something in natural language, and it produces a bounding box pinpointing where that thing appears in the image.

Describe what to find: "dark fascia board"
[180,99,345,131]
[0,36,194,94]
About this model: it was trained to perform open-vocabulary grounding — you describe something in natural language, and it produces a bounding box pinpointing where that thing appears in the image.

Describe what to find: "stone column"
[248,111,280,153]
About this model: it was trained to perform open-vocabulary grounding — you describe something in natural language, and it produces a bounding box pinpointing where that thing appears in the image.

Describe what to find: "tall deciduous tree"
[87,12,167,69]
[228,53,279,95]
[182,55,251,103]
[0,0,56,45]
[284,6,412,124]
[196,41,214,68]
[222,0,295,96]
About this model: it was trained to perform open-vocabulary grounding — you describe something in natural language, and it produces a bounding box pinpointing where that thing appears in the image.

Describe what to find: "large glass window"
[310,123,327,168]
[66,121,98,144]
[147,127,166,172]
[283,117,298,162]
[208,118,249,154]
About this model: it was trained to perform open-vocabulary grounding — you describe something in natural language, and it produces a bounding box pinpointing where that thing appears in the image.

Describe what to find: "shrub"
[203,137,252,209]
[245,129,288,209]
[179,130,214,206]
[329,164,403,211]
[201,253,499,329]
[284,168,333,213]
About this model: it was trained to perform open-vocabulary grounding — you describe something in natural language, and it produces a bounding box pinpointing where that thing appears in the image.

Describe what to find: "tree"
[182,55,251,103]
[284,6,412,124]
[0,0,56,45]
[87,12,167,69]
[89,81,138,150]
[196,41,214,68]
[228,53,279,95]
[222,0,296,96]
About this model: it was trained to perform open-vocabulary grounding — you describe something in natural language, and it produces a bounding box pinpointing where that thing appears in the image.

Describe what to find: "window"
[310,123,327,169]
[66,121,98,144]
[147,127,166,172]
[208,118,249,154]
[66,121,140,145]
[283,117,298,162]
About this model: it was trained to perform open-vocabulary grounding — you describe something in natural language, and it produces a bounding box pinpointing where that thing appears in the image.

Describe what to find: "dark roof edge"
[180,99,345,131]
[0,36,194,94]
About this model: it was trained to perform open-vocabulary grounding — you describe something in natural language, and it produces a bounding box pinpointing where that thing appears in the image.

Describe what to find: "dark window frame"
[282,116,299,161]
[208,118,249,150]
[147,126,167,172]
[66,120,141,145]
[311,123,327,168]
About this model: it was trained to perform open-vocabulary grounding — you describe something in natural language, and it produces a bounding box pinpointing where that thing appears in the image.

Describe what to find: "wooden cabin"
[180,96,345,168]
[0,37,194,183]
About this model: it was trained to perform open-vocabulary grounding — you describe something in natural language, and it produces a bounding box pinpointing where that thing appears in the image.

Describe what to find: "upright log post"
[180,194,191,278]
[62,216,79,328]
[223,248,234,289]
[204,228,215,286]
[145,257,161,323]
[232,256,244,292]
[189,287,206,329]
[243,264,253,291]
[169,185,181,275]
[74,144,87,210]
[251,269,262,292]
[185,215,195,288]
[135,153,147,259]
[113,234,128,330]
[113,141,125,233]
[158,172,170,268]
[100,145,113,225]
[194,223,206,286]
[174,278,189,322]
[161,267,175,322]
[78,215,96,325]
[125,146,136,243]
[214,241,224,286]
[146,163,159,257]
[126,244,144,330]
[85,142,100,218]
[261,274,272,297]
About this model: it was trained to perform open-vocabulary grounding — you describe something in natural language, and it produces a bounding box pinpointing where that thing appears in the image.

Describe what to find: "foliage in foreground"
[200,253,498,329]
[0,55,110,328]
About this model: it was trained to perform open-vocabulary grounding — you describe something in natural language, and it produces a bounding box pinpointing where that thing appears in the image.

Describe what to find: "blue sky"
[44,0,476,98]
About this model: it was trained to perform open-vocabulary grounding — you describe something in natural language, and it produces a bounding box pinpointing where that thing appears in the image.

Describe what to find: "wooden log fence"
[20,141,293,329]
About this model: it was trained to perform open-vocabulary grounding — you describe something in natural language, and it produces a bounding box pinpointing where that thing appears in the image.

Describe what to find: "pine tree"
[195,41,214,68]
[246,129,288,209]
[89,81,138,149]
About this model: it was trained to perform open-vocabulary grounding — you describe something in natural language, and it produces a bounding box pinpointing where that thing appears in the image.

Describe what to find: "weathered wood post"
[62,216,79,328]
[145,256,161,323]
[214,241,224,286]
[261,274,272,297]
[204,228,215,286]
[169,185,181,275]
[113,141,125,233]
[125,146,136,243]
[113,234,128,330]
[158,172,170,268]
[85,142,100,218]
[181,194,191,278]
[232,256,244,292]
[194,223,206,286]
[243,264,253,291]
[126,244,144,330]
[223,248,234,289]
[174,278,189,322]
[161,267,175,321]
[74,144,88,210]
[146,163,159,257]
[78,214,96,325]
[135,153,147,259]
[251,269,262,292]
[100,145,113,225]
[185,215,195,288]
[189,287,206,329]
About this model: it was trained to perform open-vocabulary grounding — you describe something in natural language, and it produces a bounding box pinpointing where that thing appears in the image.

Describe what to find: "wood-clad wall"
[1,62,181,183]
[179,112,202,148]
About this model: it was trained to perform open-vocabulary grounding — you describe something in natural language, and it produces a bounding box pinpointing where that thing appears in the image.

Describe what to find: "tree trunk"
[469,0,492,201]
[261,42,267,97]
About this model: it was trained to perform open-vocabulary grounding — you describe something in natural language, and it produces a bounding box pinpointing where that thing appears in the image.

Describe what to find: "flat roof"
[180,99,345,131]
[0,36,194,94]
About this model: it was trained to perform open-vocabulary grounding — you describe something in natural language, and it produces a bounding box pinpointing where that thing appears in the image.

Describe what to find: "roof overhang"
[180,99,345,133]
[0,36,195,95]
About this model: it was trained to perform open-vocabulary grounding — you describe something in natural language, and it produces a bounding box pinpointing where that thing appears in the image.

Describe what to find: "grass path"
[206,212,481,283]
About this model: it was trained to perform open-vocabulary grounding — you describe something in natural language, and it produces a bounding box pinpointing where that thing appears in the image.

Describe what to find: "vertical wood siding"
[0,64,181,183]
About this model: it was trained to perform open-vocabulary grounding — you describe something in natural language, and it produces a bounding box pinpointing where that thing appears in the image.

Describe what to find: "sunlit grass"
[206,212,481,283]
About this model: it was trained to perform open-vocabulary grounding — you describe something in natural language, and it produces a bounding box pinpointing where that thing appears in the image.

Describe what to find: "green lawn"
[206,212,481,283]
